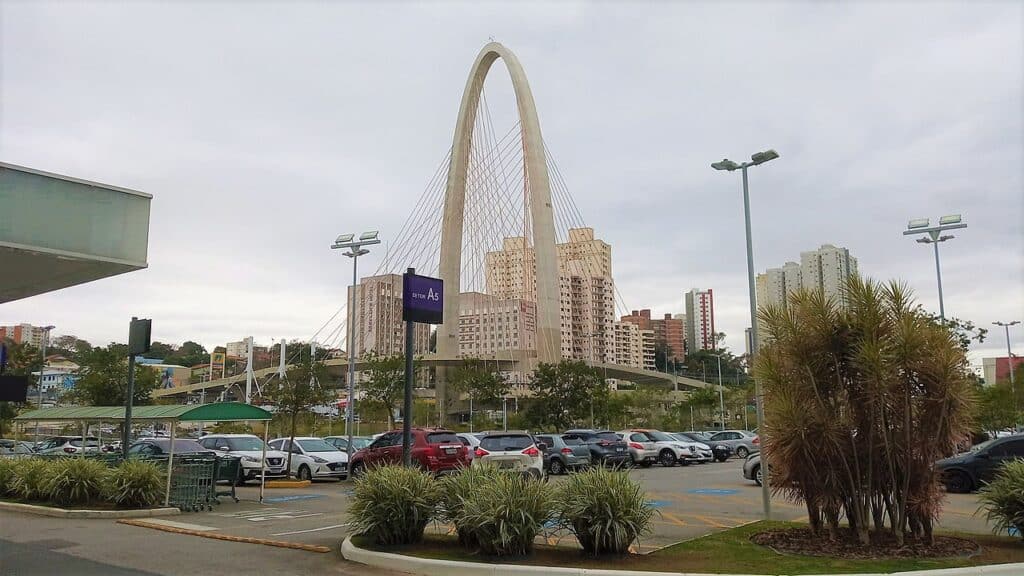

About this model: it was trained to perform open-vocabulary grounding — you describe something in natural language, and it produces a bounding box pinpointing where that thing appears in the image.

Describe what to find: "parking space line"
[660,511,687,527]
[270,523,349,537]
[117,519,332,553]
[687,514,735,529]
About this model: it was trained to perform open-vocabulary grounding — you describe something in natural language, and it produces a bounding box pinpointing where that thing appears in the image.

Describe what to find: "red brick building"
[620,309,686,362]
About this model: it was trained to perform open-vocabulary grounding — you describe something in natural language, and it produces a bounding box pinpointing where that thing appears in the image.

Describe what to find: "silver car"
[706,430,759,459]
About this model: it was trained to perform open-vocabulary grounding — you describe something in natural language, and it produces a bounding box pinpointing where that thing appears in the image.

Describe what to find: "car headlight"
[241,455,260,463]
[312,456,328,464]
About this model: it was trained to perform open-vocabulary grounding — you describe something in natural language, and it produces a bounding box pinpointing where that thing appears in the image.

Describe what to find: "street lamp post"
[903,215,967,320]
[332,231,381,466]
[35,325,55,442]
[712,148,778,521]
[711,353,725,430]
[588,331,601,428]
[994,320,1020,427]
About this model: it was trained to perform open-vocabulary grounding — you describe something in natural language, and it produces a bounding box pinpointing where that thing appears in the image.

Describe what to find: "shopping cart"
[168,454,217,512]
[212,455,241,504]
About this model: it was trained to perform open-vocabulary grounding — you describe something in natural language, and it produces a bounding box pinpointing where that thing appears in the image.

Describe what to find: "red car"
[349,428,469,476]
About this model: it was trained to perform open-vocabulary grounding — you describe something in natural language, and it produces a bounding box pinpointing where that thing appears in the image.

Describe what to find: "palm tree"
[755,276,974,545]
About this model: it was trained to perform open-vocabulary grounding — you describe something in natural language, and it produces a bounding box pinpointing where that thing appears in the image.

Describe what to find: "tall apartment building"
[608,321,656,370]
[348,274,430,357]
[225,340,248,358]
[0,324,51,347]
[457,292,537,357]
[620,309,685,362]
[756,244,859,315]
[485,227,615,364]
[684,289,716,352]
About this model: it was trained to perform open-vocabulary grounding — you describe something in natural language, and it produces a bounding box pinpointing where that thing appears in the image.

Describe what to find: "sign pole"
[123,317,151,459]
[403,268,415,466]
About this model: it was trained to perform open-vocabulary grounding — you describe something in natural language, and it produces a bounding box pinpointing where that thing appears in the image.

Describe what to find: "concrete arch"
[436,43,561,366]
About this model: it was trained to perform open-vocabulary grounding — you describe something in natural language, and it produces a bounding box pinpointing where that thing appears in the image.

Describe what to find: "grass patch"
[353,521,1024,574]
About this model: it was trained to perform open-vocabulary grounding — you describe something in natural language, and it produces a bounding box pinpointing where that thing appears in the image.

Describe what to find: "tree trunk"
[825,504,841,541]
[807,500,823,537]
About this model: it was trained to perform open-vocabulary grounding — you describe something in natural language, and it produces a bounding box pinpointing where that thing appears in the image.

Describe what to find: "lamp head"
[907,218,930,230]
[711,159,740,171]
[750,149,779,165]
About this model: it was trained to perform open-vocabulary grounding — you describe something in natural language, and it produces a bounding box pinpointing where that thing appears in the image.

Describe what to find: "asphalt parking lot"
[125,458,993,552]
[0,458,994,575]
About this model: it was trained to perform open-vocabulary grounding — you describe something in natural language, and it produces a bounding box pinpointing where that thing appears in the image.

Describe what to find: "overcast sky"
[2,1,1022,365]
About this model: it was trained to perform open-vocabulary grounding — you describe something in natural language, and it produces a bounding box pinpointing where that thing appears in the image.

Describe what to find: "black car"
[562,429,630,467]
[936,435,1024,493]
[128,438,215,457]
[674,432,732,462]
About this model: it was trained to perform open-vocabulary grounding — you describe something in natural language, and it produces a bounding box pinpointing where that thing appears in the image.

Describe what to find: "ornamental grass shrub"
[978,459,1024,540]
[45,457,109,506]
[455,471,555,557]
[0,459,15,496]
[439,463,504,547]
[558,466,655,555]
[348,464,441,545]
[9,458,54,501]
[106,460,164,508]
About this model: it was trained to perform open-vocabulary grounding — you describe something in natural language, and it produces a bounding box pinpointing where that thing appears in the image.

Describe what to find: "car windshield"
[480,435,533,452]
[297,439,337,452]
[155,440,209,453]
[562,436,582,446]
[351,438,372,449]
[648,431,675,442]
[595,432,620,442]
[971,439,998,453]
[426,432,460,444]
[226,437,267,451]
[69,439,100,447]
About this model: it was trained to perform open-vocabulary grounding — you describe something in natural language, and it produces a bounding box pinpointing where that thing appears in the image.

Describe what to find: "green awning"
[14,402,272,422]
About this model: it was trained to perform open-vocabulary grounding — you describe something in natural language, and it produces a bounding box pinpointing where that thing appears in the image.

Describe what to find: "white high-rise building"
[684,289,716,352]
[608,321,656,371]
[756,244,860,337]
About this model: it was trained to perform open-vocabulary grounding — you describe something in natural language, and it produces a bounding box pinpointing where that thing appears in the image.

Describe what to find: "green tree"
[143,341,176,360]
[975,382,1017,435]
[50,335,93,361]
[68,345,159,406]
[447,358,509,417]
[263,349,331,475]
[361,353,418,429]
[524,360,607,431]
[0,401,18,437]
[2,340,41,376]
[164,341,208,367]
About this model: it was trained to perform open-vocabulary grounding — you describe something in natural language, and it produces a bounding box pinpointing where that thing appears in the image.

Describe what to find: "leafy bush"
[348,464,440,545]
[106,460,164,508]
[0,459,15,496]
[456,472,554,556]
[46,458,109,506]
[439,463,504,547]
[9,458,54,501]
[559,466,655,555]
[978,460,1024,539]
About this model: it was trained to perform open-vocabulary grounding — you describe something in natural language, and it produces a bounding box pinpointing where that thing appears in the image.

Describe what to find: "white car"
[269,437,349,481]
[36,436,101,455]
[456,432,482,461]
[620,430,695,467]
[473,432,545,480]
[669,433,714,464]
[197,434,288,483]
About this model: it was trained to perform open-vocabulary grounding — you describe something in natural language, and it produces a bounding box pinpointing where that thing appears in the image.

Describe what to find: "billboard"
[210,352,226,379]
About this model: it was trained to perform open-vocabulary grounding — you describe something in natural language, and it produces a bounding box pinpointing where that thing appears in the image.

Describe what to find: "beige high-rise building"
[608,321,656,371]
[457,292,537,357]
[756,244,859,335]
[485,227,615,364]
[348,274,430,358]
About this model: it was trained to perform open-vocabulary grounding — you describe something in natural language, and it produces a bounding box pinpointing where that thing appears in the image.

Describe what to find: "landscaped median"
[342,521,1024,576]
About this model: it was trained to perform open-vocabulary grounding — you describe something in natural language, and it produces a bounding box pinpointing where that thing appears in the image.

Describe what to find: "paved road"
[0,458,992,574]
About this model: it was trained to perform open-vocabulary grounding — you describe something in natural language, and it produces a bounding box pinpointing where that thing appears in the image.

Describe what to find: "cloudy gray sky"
[2,1,1022,365]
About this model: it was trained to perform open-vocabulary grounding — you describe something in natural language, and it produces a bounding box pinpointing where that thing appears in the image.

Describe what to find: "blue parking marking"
[646,500,671,508]
[686,489,739,496]
[262,494,325,503]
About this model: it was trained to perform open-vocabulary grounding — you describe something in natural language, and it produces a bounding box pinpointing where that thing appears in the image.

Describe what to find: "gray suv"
[535,434,591,475]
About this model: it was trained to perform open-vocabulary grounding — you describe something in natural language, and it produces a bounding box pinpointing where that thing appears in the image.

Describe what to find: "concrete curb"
[119,519,332,553]
[0,500,180,519]
[340,536,1024,576]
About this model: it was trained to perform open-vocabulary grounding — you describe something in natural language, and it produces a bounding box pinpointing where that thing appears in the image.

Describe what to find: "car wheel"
[297,465,312,482]
[715,454,729,463]
[736,446,750,459]
[549,458,566,475]
[754,465,763,486]
[659,450,677,467]
[350,461,365,479]
[944,470,972,493]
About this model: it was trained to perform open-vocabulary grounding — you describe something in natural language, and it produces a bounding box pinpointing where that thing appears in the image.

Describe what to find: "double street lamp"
[712,148,778,521]
[903,215,967,320]
[331,231,381,463]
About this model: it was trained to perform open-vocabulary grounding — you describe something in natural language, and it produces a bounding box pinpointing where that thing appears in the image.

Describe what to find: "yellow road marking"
[660,511,687,527]
[117,519,331,553]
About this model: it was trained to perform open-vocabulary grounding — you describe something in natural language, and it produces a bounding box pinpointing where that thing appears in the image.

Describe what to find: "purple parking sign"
[402,272,444,324]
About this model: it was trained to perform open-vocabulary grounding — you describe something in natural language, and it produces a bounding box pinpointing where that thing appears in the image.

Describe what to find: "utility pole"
[994,321,1020,428]
[35,325,55,443]
[245,336,254,403]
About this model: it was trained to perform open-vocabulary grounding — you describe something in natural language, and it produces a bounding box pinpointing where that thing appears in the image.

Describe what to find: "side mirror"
[218,446,230,452]
[537,443,548,452]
